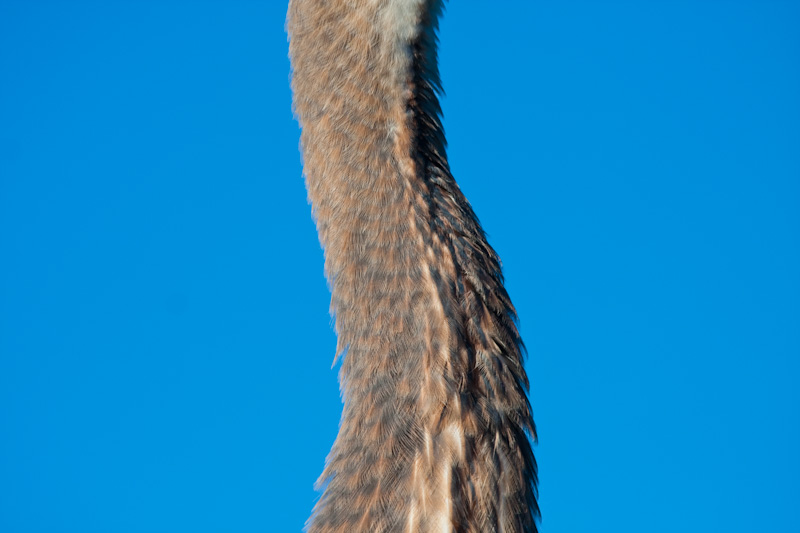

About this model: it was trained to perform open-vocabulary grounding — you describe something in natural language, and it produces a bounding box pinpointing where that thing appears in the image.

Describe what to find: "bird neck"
[289,1,538,531]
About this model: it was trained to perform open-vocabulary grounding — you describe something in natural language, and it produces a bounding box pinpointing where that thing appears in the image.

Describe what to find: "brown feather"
[287,1,539,531]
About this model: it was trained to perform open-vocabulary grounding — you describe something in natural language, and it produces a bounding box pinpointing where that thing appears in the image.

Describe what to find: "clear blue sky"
[1,1,798,531]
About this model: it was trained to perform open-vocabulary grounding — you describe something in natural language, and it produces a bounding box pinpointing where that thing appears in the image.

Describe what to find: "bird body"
[288,1,538,531]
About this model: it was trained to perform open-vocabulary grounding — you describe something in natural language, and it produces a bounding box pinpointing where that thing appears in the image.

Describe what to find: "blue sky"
[1,1,798,531]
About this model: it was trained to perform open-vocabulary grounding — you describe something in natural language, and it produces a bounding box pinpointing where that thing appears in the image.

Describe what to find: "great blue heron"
[288,1,539,531]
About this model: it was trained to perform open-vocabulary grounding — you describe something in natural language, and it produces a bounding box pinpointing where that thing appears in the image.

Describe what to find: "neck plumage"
[288,1,538,531]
